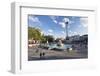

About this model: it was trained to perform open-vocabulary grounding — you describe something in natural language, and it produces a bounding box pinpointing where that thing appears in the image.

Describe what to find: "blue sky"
[28,15,88,39]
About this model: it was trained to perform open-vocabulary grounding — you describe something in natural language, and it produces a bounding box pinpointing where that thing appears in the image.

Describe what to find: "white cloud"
[48,29,53,33]
[63,18,70,22]
[69,30,72,33]
[69,30,78,36]
[59,22,70,29]
[62,31,65,34]
[59,22,66,28]
[69,30,73,36]
[48,33,53,35]
[71,31,78,35]
[53,20,57,24]
[73,32,77,35]
[69,21,74,24]
[49,16,58,24]
[29,16,41,26]
[29,16,39,22]
[63,17,74,24]
[80,17,88,27]
[50,17,73,29]
[46,32,53,35]
[47,29,54,35]
[59,17,73,29]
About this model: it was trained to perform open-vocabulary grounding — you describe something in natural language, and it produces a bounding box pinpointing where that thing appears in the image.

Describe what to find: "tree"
[41,34,47,43]
[28,27,55,43]
[44,35,54,43]
[28,27,42,40]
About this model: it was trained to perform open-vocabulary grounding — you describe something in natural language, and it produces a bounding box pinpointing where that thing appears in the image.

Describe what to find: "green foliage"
[28,27,55,43]
[44,35,54,43]
[28,27,42,40]
[41,34,47,43]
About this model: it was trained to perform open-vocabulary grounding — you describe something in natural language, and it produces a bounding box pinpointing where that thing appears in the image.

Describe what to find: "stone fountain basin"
[40,43,72,51]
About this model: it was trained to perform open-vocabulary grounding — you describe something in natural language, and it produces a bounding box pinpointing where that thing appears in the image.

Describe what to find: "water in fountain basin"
[48,43,72,50]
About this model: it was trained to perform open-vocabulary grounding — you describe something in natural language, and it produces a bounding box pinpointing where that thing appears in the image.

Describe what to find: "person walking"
[40,53,42,59]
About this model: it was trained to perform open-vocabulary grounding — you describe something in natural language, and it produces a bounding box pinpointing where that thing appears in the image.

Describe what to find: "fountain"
[57,40,64,47]
[40,18,73,51]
